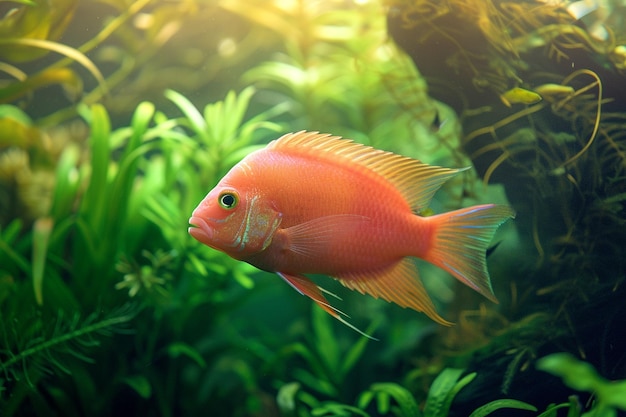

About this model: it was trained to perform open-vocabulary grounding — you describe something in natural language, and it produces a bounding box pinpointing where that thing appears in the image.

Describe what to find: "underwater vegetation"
[1,0,626,416]
[388,0,626,415]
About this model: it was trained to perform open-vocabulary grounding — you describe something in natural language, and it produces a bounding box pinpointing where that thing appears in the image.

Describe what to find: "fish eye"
[218,191,238,209]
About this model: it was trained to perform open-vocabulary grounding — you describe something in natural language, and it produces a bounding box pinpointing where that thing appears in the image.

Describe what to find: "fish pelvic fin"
[336,259,452,326]
[422,204,515,302]
[277,272,377,340]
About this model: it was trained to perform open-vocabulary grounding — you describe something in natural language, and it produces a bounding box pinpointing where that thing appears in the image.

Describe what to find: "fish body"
[189,131,515,328]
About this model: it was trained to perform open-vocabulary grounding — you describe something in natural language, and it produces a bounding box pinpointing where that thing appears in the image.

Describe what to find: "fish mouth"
[188,216,214,246]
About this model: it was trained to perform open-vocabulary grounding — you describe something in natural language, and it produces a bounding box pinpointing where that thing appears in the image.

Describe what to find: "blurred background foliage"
[1,0,625,416]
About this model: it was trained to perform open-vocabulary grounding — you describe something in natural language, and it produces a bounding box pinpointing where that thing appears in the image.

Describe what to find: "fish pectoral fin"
[277,272,377,340]
[282,215,369,258]
[336,259,452,326]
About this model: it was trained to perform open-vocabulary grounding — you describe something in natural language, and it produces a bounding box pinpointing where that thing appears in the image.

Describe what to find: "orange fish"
[189,131,514,334]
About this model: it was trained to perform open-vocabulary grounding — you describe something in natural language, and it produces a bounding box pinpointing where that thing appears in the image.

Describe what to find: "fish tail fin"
[421,204,515,302]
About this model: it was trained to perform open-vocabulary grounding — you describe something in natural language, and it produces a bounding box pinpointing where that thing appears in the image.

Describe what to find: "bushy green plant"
[537,353,626,417]
[234,0,432,145]
[0,87,286,416]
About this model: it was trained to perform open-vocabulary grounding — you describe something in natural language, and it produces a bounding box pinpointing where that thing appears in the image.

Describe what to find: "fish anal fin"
[277,272,377,340]
[336,259,452,326]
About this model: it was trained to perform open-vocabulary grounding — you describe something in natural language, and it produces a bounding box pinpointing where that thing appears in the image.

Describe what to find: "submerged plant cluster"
[1,0,626,416]
[388,0,626,414]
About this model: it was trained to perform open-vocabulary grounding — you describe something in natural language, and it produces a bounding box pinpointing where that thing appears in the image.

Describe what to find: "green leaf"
[312,305,339,375]
[370,383,420,417]
[107,101,155,248]
[357,390,375,411]
[0,220,30,275]
[233,268,255,289]
[536,402,576,417]
[32,217,53,306]
[311,403,371,417]
[167,342,207,368]
[122,375,152,399]
[537,353,626,413]
[187,253,208,276]
[469,399,537,417]
[0,104,33,124]
[50,144,80,221]
[293,367,338,398]
[0,0,36,6]
[277,382,301,413]
[80,103,111,242]
[537,353,600,392]
[0,67,83,103]
[165,89,208,142]
[424,369,476,417]
[340,317,378,377]
[0,38,106,93]
[377,390,390,414]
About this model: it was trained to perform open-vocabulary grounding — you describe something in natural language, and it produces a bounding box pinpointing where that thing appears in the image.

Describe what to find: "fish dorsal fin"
[268,131,462,211]
[336,259,452,326]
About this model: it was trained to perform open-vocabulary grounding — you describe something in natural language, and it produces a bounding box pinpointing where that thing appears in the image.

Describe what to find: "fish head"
[188,179,282,259]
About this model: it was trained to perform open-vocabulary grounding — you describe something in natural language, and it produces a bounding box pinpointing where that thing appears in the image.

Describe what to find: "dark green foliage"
[0,88,283,416]
[537,354,626,417]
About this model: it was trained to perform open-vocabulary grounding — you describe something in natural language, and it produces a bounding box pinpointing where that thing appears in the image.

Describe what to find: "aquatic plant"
[275,352,626,417]
[537,353,626,417]
[386,0,626,414]
[227,0,465,168]
[278,361,541,417]
[0,0,260,124]
[0,87,287,416]
[6,1,623,416]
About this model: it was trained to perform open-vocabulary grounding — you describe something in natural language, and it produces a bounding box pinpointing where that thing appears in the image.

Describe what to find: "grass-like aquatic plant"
[0,87,285,416]
[275,353,626,417]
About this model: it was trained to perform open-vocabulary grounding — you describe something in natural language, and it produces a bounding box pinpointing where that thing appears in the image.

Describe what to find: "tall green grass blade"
[0,220,30,275]
[312,306,340,376]
[32,217,53,306]
[80,103,111,244]
[340,318,378,377]
[108,101,154,247]
[50,144,80,221]
[0,218,23,244]
[165,89,208,142]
